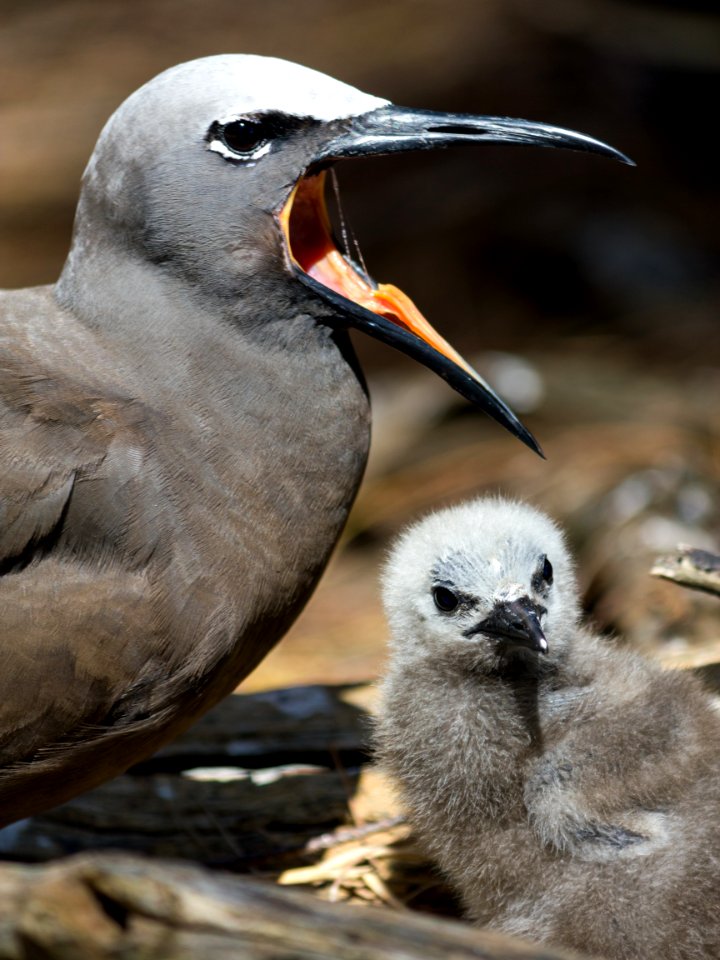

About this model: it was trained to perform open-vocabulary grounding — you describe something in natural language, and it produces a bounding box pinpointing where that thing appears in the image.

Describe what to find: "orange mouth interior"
[279,171,476,377]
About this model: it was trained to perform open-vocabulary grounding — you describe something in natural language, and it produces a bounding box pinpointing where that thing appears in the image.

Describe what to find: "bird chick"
[375,497,720,960]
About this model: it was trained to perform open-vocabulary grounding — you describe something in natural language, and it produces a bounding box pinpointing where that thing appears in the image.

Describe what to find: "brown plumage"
[0,56,627,825]
[376,498,720,960]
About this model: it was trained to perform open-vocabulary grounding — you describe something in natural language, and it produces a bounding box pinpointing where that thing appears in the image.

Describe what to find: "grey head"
[58,56,391,303]
[382,498,581,672]
[57,54,630,454]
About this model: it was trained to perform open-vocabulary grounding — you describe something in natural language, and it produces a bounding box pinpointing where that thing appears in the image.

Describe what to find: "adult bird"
[0,56,627,825]
[376,498,720,960]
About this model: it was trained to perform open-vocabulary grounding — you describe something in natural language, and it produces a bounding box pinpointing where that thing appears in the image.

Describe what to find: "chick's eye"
[433,586,459,612]
[220,119,267,155]
[542,556,554,584]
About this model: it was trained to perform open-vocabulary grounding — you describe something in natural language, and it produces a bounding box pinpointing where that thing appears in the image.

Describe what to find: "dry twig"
[651,547,720,598]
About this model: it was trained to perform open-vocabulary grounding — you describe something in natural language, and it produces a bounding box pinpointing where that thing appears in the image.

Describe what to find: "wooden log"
[2,765,354,866]
[144,682,373,768]
[0,851,587,960]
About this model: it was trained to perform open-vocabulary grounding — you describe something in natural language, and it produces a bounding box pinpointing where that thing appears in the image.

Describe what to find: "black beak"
[287,106,632,459]
[316,104,633,166]
[464,597,548,654]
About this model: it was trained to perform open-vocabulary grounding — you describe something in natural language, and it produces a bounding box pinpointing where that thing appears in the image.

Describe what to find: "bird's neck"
[380,644,585,818]
[56,228,364,402]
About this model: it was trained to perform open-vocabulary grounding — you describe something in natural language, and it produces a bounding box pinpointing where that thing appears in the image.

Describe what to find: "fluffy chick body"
[375,498,720,960]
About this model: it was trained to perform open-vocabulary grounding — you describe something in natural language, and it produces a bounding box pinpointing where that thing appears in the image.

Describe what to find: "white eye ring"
[207,138,272,163]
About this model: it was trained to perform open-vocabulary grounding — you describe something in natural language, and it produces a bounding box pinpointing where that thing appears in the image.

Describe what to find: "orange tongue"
[280,173,477,379]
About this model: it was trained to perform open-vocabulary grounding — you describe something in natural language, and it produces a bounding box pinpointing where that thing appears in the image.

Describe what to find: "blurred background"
[2,0,720,687]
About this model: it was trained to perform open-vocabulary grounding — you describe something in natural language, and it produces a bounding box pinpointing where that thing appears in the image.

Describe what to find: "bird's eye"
[542,556,554,584]
[433,586,459,612]
[207,118,275,162]
[219,119,267,156]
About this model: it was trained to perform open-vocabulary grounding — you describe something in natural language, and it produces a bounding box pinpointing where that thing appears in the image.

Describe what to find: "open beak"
[464,596,548,655]
[278,105,632,458]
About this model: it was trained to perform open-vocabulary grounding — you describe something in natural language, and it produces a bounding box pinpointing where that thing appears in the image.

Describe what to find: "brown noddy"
[0,56,628,825]
[376,498,720,960]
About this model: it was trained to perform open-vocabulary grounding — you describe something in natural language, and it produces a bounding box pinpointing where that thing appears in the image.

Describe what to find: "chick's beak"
[465,596,548,655]
[279,105,631,458]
